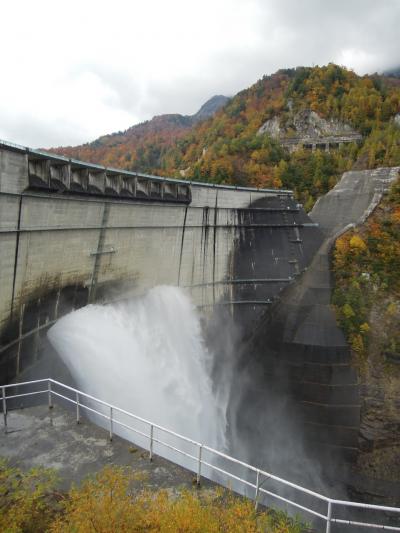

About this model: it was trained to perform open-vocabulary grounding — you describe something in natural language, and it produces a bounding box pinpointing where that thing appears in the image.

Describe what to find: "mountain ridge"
[50,64,400,209]
[50,95,230,170]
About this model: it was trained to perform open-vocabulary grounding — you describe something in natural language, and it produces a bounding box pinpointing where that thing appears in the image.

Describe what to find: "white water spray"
[48,286,228,455]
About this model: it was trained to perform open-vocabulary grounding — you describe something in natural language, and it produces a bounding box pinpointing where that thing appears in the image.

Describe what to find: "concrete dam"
[1,139,399,507]
[0,139,321,382]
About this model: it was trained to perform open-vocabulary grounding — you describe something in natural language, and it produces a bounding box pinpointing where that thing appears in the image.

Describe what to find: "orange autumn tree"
[333,178,400,357]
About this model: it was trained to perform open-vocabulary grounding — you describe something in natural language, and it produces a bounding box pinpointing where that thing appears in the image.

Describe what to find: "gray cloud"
[0,0,398,148]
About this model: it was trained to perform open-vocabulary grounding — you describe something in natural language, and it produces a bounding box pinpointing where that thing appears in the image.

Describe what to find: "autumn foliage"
[0,461,305,533]
[332,178,400,357]
[0,458,59,533]
[50,65,400,210]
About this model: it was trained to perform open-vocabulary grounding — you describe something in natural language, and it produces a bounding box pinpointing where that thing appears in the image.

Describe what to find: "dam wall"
[0,140,321,382]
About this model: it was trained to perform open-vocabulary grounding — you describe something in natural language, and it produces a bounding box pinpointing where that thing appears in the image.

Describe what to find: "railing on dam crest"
[1,378,400,532]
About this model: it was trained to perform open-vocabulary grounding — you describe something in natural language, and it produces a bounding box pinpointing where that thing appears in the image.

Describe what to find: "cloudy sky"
[0,0,398,148]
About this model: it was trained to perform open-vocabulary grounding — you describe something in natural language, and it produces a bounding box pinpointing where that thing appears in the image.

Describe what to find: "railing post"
[196,444,202,486]
[48,381,53,409]
[109,407,113,441]
[2,387,7,433]
[76,392,80,424]
[254,469,260,510]
[149,424,154,461]
[326,500,332,533]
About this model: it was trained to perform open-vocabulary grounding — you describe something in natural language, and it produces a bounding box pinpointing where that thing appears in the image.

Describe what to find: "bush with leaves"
[0,460,306,533]
[51,466,305,533]
[0,459,59,533]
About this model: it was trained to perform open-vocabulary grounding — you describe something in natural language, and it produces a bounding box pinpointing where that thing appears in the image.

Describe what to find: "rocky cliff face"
[353,295,400,505]
[258,109,361,143]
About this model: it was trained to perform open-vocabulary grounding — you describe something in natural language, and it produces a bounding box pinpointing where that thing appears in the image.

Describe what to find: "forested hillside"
[51,96,229,176]
[53,113,192,173]
[52,65,400,209]
[161,65,400,207]
[333,179,400,358]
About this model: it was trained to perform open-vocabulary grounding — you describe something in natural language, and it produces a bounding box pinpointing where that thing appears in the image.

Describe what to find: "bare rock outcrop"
[258,109,362,152]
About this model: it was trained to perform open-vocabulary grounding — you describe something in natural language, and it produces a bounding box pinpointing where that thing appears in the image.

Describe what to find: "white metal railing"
[1,379,400,532]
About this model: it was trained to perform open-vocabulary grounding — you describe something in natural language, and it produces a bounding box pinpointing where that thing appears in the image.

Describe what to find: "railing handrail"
[0,378,332,503]
[1,378,400,532]
[48,379,202,447]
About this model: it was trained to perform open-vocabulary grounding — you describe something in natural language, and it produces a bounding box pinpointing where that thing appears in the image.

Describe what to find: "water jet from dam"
[48,285,230,457]
[47,284,320,496]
